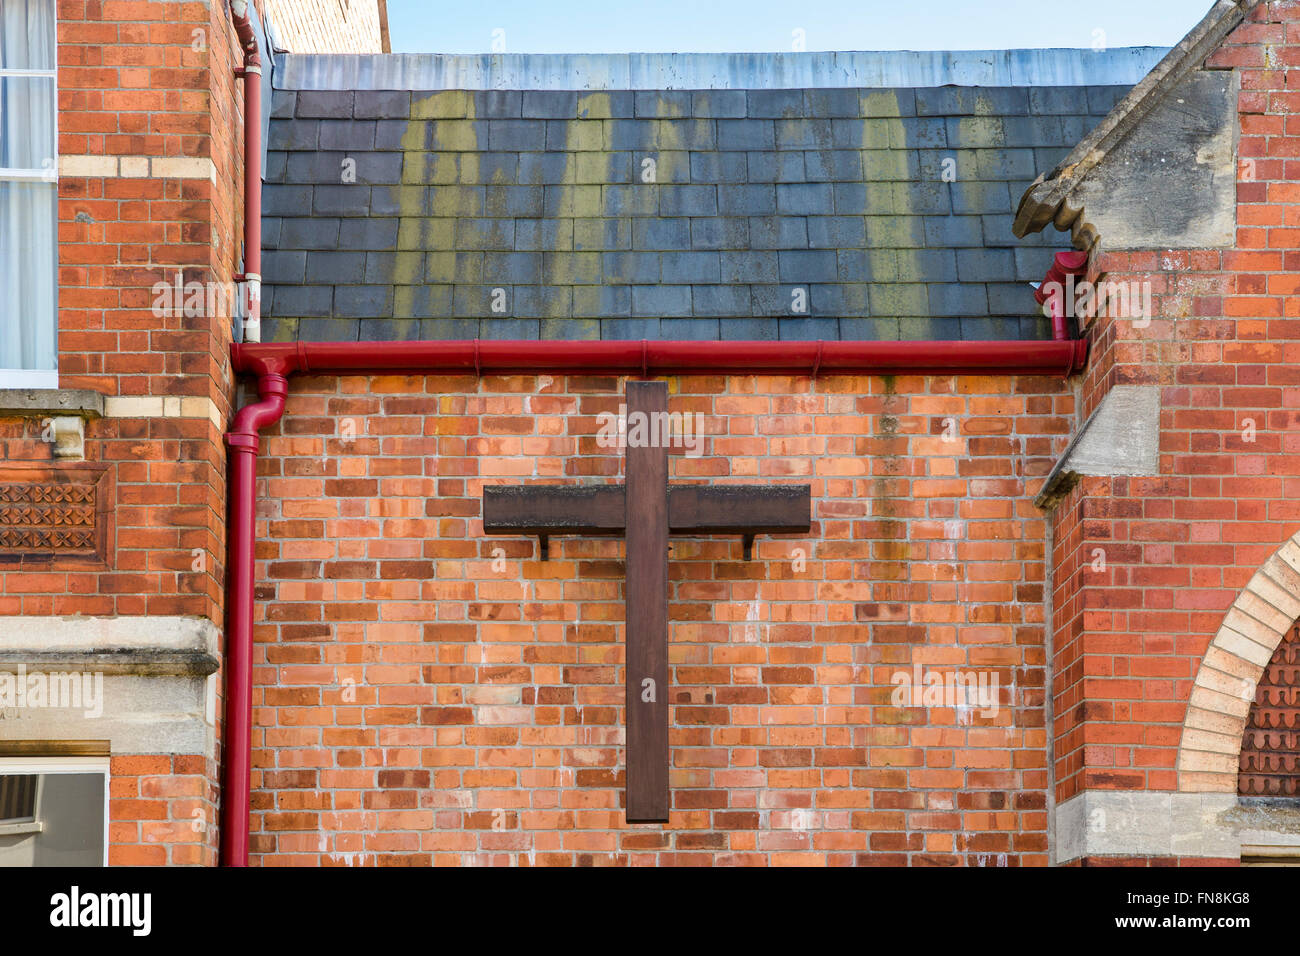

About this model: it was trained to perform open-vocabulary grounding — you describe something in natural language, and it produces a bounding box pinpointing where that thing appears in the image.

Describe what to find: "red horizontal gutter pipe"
[219,333,1086,865]
[231,337,1089,378]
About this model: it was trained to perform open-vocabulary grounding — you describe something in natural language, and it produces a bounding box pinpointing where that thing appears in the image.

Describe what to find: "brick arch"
[1178,534,1300,793]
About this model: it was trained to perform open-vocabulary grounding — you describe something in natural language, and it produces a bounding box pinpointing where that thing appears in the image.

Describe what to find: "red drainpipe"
[1034,250,1090,342]
[219,332,1087,865]
[220,0,265,867]
[231,0,263,343]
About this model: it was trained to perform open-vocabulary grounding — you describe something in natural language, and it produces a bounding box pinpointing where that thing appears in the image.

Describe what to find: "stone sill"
[0,649,218,677]
[0,389,104,420]
[0,616,220,678]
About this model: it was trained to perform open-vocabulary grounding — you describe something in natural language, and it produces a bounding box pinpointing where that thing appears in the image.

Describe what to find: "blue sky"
[386,0,1210,54]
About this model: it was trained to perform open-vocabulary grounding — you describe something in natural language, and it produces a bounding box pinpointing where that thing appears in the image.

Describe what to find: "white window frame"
[0,756,109,866]
[0,12,60,390]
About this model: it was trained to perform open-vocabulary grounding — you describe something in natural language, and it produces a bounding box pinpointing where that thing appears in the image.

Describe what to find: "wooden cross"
[482,380,811,823]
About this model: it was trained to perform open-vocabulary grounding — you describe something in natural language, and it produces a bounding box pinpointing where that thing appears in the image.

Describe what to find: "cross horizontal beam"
[483,484,811,537]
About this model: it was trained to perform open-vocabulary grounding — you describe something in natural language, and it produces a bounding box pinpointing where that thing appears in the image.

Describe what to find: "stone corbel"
[0,389,105,462]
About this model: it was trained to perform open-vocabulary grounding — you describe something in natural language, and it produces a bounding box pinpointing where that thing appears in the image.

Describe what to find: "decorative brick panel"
[0,462,114,569]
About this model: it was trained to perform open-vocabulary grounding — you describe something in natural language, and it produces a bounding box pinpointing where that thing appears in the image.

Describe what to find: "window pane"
[0,773,105,867]
[0,774,37,822]
[0,0,56,71]
[0,75,56,171]
[0,179,57,369]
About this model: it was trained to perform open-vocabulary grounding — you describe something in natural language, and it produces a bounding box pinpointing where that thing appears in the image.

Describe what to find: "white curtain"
[0,0,57,374]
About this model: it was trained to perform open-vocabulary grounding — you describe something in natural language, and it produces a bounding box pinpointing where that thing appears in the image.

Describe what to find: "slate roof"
[260,80,1133,343]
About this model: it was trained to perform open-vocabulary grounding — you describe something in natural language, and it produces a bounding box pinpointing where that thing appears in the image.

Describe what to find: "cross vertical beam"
[480,379,812,823]
[624,380,669,823]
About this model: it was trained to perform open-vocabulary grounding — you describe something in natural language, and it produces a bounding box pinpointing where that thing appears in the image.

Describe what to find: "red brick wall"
[108,753,218,866]
[244,371,1072,866]
[0,0,257,865]
[51,0,245,625]
[1047,1,1300,803]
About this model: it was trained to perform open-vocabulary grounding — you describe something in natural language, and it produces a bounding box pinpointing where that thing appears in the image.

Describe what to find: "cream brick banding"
[1177,530,1300,793]
[103,395,225,429]
[58,155,218,183]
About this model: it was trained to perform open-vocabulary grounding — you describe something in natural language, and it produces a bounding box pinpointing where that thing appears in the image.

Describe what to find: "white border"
[0,757,110,867]
[0,369,58,389]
